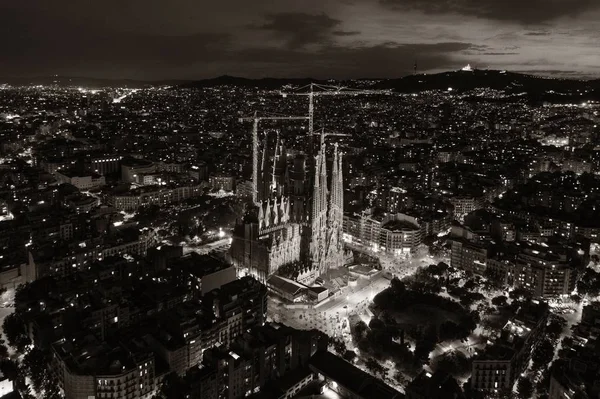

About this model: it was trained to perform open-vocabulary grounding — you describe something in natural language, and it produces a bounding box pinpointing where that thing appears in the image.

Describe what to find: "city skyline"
[1,58,600,399]
[1,1,599,80]
[2,3,600,398]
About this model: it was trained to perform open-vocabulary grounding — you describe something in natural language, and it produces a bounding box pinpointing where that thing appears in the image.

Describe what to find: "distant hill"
[2,70,599,102]
[181,70,600,102]
[374,69,600,98]
[178,75,331,89]
[377,69,600,103]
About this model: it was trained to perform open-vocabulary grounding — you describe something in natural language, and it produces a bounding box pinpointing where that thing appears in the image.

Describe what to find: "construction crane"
[280,83,390,137]
[312,128,351,148]
[238,111,309,205]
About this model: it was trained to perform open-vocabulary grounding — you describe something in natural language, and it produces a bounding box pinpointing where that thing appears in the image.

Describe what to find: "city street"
[267,245,449,339]
[345,241,449,280]
[267,274,391,338]
[269,237,451,335]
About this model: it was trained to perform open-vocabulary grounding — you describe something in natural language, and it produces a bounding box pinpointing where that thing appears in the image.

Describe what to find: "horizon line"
[0,68,598,84]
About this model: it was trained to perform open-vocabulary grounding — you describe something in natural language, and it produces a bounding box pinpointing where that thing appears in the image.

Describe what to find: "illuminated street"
[267,245,449,343]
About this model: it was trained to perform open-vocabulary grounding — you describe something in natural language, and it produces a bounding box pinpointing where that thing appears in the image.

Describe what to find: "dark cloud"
[482,52,521,55]
[256,12,358,48]
[0,5,230,77]
[0,1,473,81]
[0,2,596,79]
[332,30,361,36]
[515,69,591,76]
[379,0,598,24]
[230,42,473,78]
[524,31,552,36]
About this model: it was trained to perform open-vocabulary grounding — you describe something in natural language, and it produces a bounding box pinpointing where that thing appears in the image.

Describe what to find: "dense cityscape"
[0,67,599,399]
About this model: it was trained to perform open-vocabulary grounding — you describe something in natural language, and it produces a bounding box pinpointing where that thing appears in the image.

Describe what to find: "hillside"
[180,70,600,102]
[374,69,600,102]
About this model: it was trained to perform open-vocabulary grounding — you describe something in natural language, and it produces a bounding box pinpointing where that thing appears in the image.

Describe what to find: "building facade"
[231,142,345,286]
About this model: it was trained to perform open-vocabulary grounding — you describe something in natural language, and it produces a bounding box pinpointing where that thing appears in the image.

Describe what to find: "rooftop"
[348,264,378,276]
[406,370,463,399]
[382,219,419,232]
[473,343,516,362]
[309,351,403,399]
[121,158,153,167]
[53,334,152,376]
[57,168,102,179]
[267,275,306,296]
[174,252,232,277]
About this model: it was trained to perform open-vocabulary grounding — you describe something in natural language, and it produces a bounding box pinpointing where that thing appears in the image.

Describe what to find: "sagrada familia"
[230,134,345,285]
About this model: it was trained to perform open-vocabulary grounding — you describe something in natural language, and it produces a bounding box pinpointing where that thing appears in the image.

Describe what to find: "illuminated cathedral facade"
[230,135,345,285]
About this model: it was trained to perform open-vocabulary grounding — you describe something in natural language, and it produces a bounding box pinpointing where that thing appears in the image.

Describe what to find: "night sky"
[2,1,599,80]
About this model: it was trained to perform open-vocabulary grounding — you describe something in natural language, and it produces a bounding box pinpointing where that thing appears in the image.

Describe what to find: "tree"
[532,339,555,371]
[390,278,406,295]
[439,321,460,342]
[366,328,393,358]
[536,367,551,396]
[365,358,386,376]
[353,321,368,340]
[414,325,438,364]
[517,377,534,399]
[433,351,471,379]
[460,292,485,307]
[463,279,477,291]
[426,263,447,278]
[0,339,8,359]
[437,262,450,271]
[0,359,18,381]
[576,269,600,298]
[413,339,435,364]
[23,348,52,393]
[332,339,347,355]
[41,374,62,399]
[154,372,185,399]
[343,350,357,363]
[3,313,31,353]
[15,362,35,399]
[491,295,507,307]
[509,288,533,302]
[546,316,567,341]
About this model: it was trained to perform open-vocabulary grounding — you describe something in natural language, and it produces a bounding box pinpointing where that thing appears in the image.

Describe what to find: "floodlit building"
[121,158,155,183]
[231,142,345,285]
[86,155,122,176]
[450,196,483,222]
[106,184,204,211]
[209,174,235,192]
[343,211,424,255]
[55,169,106,190]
